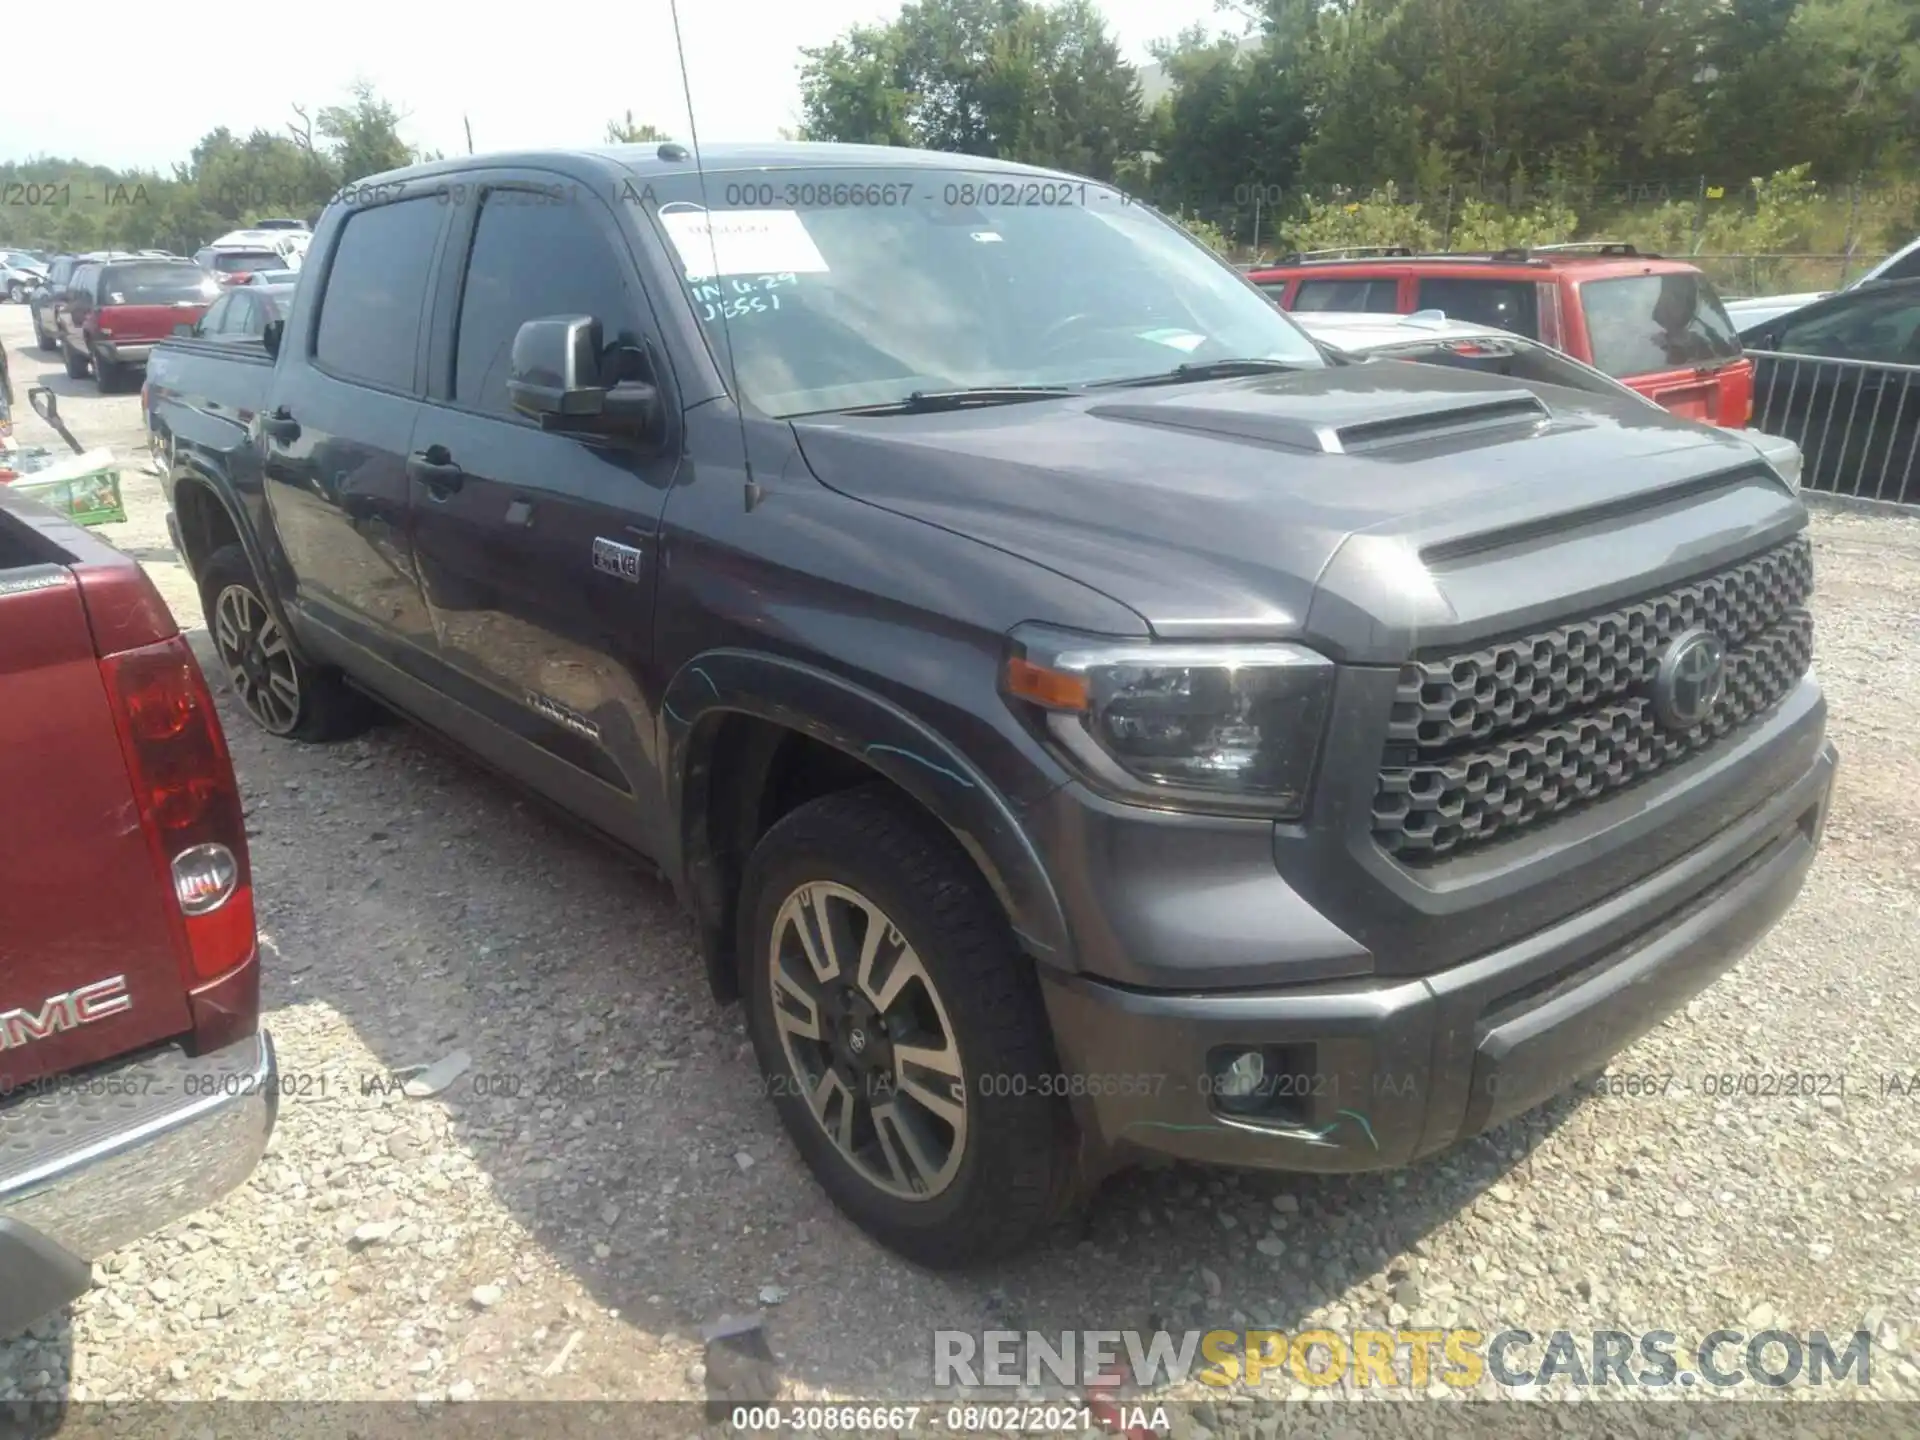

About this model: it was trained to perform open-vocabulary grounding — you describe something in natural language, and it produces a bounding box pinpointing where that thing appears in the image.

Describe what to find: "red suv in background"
[1248,244,1754,426]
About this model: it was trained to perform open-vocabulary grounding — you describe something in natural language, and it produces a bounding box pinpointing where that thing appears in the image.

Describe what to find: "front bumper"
[0,1030,276,1336]
[1041,740,1836,1175]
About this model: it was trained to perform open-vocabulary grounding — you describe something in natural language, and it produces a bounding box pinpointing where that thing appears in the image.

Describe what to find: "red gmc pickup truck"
[0,483,274,1337]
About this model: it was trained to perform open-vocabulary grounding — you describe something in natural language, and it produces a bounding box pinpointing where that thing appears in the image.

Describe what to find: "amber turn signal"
[1004,656,1090,712]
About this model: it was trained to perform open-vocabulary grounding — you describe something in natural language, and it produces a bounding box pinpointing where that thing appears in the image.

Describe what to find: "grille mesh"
[1373,537,1814,861]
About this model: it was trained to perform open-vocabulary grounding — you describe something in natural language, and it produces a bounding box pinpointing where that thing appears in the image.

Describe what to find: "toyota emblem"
[1652,628,1727,731]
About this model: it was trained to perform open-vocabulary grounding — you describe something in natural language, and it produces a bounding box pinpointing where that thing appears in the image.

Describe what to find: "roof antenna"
[666,0,761,513]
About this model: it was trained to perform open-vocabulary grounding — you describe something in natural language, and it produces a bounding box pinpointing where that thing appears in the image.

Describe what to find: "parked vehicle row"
[143,142,1834,1266]
[1248,243,1756,426]
[1722,234,1920,331]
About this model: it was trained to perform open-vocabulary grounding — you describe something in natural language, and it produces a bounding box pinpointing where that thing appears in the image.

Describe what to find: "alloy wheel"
[213,584,301,734]
[766,881,969,1201]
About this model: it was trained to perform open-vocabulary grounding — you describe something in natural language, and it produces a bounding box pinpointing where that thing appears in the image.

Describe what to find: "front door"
[407,172,680,856]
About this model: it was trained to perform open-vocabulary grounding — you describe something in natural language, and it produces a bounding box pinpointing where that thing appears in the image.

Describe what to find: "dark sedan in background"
[1739,276,1920,505]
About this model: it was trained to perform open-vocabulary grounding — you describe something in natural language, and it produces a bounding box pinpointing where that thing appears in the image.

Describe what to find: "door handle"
[408,446,465,494]
[261,407,300,444]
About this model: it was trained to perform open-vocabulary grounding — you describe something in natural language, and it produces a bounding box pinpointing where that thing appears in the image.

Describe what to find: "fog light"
[1217,1049,1266,1100]
[172,841,238,915]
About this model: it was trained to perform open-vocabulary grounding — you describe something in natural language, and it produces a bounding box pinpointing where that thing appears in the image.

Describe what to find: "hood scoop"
[1089,386,1552,457]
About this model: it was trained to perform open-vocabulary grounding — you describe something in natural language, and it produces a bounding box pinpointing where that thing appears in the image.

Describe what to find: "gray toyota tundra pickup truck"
[146,141,1836,1266]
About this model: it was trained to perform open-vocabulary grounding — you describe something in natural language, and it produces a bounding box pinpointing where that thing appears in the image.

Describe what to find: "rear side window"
[1579,273,1742,378]
[313,198,443,391]
[100,263,210,304]
[452,190,643,418]
[1414,277,1540,338]
[211,251,284,275]
[1294,278,1400,313]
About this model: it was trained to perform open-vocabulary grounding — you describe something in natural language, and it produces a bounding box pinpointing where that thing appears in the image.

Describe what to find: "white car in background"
[1,250,49,304]
[1293,310,1805,489]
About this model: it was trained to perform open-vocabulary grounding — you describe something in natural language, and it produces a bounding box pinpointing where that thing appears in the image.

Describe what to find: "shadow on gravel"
[183,621,1591,1403]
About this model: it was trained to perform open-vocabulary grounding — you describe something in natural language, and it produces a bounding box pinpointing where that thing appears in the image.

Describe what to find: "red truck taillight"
[98,637,257,994]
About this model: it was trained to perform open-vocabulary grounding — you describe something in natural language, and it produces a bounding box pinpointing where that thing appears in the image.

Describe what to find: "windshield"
[1578,272,1743,378]
[631,167,1324,417]
[100,263,216,303]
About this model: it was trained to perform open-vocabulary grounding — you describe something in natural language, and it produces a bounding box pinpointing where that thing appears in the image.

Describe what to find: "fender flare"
[166,458,302,647]
[661,649,1075,998]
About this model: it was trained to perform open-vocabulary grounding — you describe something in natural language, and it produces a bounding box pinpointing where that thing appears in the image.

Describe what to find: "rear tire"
[197,543,377,743]
[93,350,119,393]
[32,313,53,350]
[61,340,89,379]
[738,784,1076,1267]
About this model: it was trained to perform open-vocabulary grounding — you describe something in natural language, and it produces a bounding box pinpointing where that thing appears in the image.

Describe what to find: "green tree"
[317,81,416,183]
[606,113,672,144]
[799,0,1143,179]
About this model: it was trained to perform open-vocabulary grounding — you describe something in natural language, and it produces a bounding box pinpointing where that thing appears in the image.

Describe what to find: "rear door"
[406,169,679,854]
[261,193,448,670]
[1572,270,1749,424]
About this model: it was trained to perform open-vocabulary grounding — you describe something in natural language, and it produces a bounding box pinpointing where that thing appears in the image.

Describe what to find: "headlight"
[1002,625,1335,817]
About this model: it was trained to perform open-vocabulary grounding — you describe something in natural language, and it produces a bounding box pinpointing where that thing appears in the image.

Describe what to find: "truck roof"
[349,141,1087,193]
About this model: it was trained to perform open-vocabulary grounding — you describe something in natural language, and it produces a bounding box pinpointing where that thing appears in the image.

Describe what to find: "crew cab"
[59,258,219,392]
[0,473,274,1337]
[149,143,1835,1267]
[1249,244,1756,426]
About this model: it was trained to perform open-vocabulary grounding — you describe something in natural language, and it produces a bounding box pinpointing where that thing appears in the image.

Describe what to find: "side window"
[1294,278,1399,313]
[1257,282,1289,303]
[1780,294,1920,364]
[199,296,232,335]
[227,295,257,336]
[1415,277,1540,338]
[452,190,644,418]
[312,198,443,391]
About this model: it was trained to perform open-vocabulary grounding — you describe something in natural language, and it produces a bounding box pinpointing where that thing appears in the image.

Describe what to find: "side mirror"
[262,318,283,360]
[171,321,195,338]
[507,315,662,441]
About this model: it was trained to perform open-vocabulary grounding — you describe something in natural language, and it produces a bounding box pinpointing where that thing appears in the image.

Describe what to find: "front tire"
[197,543,376,743]
[738,784,1076,1267]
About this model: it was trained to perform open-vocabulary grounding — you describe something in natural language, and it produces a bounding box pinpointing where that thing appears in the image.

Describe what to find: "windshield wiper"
[832,385,1079,416]
[1091,357,1309,389]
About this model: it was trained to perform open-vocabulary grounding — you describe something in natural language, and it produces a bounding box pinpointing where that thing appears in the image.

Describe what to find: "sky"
[0,0,1233,171]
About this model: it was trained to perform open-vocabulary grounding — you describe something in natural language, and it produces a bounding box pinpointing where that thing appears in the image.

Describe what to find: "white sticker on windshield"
[970,231,1004,243]
[659,207,829,280]
[109,293,125,305]
[1139,328,1207,352]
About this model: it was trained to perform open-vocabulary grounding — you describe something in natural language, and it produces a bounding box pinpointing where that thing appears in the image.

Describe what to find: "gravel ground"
[2,302,1918,1430]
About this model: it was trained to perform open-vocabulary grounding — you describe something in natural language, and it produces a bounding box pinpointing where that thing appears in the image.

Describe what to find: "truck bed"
[145,336,276,463]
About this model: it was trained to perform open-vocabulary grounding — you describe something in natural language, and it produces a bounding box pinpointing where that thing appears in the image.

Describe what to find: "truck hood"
[790,365,1795,656]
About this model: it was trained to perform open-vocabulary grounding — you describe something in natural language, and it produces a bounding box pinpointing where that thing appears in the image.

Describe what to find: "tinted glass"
[100,263,214,303]
[633,168,1324,417]
[210,251,284,274]
[313,198,442,391]
[198,295,232,333]
[1294,278,1400,313]
[1415,277,1540,338]
[453,191,643,416]
[1579,273,1742,377]
[1779,290,1920,365]
[48,258,74,286]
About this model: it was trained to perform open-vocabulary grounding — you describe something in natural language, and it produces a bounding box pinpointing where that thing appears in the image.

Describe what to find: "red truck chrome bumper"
[0,1029,276,1336]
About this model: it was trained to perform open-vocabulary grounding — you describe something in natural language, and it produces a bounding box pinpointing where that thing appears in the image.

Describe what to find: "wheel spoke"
[214,607,243,655]
[870,1103,917,1191]
[866,939,930,1014]
[873,1101,944,1192]
[808,1069,858,1152]
[267,671,300,704]
[258,626,289,658]
[790,887,844,983]
[772,965,824,1042]
[893,1041,966,1128]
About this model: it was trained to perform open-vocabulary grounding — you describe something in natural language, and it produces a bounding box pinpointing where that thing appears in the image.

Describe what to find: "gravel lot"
[3,300,1918,1430]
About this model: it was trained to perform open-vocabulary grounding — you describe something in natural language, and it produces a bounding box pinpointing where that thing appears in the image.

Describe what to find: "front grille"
[1372,536,1815,862]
